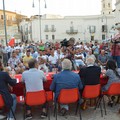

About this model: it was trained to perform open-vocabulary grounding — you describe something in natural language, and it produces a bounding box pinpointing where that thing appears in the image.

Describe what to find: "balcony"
[51,28,56,32]
[44,29,49,32]
[66,29,78,34]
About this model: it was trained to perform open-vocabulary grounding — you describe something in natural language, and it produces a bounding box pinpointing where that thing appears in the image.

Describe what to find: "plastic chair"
[54,88,82,120]
[0,94,16,120]
[82,84,104,117]
[103,83,120,95]
[102,83,120,109]
[24,90,52,120]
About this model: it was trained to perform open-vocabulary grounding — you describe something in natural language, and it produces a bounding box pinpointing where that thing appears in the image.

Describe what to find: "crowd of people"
[0,37,120,120]
[0,38,118,73]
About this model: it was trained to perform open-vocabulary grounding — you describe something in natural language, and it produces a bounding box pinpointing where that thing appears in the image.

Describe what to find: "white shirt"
[48,55,58,64]
[22,68,46,92]
[42,55,48,60]
[75,53,84,62]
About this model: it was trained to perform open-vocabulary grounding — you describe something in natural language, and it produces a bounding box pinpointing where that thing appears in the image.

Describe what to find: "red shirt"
[111,43,120,56]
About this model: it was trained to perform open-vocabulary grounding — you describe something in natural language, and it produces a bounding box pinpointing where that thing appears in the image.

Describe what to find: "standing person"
[92,41,100,59]
[111,41,120,68]
[22,58,47,119]
[50,59,83,115]
[2,46,8,67]
[0,62,17,120]
[5,44,12,59]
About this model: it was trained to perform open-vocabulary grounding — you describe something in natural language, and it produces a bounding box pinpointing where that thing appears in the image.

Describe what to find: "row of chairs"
[0,83,120,120]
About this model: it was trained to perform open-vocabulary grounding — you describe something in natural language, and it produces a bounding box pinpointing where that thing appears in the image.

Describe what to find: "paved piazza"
[15,100,120,120]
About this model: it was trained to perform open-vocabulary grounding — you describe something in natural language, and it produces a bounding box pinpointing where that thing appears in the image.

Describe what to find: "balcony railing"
[44,29,49,32]
[51,28,56,32]
[66,29,78,34]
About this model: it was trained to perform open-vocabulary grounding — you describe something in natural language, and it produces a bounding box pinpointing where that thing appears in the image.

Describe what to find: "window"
[70,26,74,32]
[51,25,56,32]
[108,3,110,7]
[89,26,96,33]
[46,35,48,40]
[45,25,49,32]
[102,25,107,32]
[103,4,105,8]
[102,34,105,40]
[1,15,3,19]
[52,35,55,40]
[12,17,16,21]
[51,25,54,30]
[45,25,48,30]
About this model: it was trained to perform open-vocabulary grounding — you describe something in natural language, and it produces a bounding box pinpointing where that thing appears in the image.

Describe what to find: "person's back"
[50,59,83,114]
[22,58,47,119]
[50,59,83,99]
[0,71,17,120]
[102,60,120,91]
[79,66,101,86]
[22,69,45,92]
[51,70,82,99]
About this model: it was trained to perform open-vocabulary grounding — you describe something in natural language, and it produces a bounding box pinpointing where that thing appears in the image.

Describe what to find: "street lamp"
[32,0,47,42]
[102,15,108,40]
[3,0,7,45]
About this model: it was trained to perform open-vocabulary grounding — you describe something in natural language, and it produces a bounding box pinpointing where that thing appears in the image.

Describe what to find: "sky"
[0,0,116,17]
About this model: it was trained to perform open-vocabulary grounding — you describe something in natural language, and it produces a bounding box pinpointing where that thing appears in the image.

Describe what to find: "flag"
[8,38,15,46]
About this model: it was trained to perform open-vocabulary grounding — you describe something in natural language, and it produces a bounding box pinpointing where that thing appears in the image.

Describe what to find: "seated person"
[78,57,101,109]
[50,59,83,115]
[79,57,101,87]
[0,62,17,120]
[22,58,47,119]
[74,49,85,69]
[97,49,108,67]
[23,49,33,69]
[102,60,120,106]
[102,60,120,91]
[86,49,96,63]
[38,57,49,73]
[8,51,21,69]
[48,50,61,72]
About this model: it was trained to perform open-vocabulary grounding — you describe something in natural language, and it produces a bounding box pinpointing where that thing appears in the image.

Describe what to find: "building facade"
[19,0,117,43]
[0,9,27,45]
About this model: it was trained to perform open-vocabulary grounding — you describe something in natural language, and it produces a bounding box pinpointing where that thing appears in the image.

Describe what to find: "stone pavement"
[15,101,120,120]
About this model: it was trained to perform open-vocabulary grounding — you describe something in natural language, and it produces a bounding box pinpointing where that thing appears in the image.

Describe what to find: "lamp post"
[3,0,7,45]
[102,15,108,40]
[32,0,47,42]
